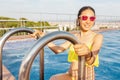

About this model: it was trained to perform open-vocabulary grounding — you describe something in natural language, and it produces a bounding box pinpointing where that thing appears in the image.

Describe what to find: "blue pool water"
[3,30,120,80]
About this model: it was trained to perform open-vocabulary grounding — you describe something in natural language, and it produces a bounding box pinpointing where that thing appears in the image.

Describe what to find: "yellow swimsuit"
[68,44,99,67]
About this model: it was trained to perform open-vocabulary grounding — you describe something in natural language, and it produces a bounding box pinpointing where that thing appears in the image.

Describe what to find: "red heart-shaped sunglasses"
[79,16,96,21]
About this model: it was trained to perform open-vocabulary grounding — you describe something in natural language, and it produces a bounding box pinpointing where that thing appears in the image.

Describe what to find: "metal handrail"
[18,31,85,80]
[0,27,35,80]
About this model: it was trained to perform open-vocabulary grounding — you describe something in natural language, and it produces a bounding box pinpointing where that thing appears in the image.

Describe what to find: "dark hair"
[77,6,95,19]
[76,6,95,26]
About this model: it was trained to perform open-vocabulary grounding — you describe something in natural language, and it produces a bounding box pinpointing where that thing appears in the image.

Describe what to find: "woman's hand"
[31,29,45,39]
[73,43,90,56]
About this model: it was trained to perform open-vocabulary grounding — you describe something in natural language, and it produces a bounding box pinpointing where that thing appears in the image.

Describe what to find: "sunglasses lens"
[82,16,88,20]
[81,16,96,21]
[90,16,96,21]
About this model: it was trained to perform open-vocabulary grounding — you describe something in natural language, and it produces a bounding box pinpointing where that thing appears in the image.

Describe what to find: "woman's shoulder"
[94,32,103,38]
[93,32,103,41]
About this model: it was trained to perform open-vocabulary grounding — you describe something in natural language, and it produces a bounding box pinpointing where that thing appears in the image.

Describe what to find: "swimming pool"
[3,30,120,80]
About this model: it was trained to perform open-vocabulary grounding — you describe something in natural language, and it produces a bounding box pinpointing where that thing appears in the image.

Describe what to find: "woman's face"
[79,9,95,31]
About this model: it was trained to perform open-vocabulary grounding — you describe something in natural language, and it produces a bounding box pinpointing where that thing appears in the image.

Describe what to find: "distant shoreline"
[2,28,120,41]
[93,28,120,33]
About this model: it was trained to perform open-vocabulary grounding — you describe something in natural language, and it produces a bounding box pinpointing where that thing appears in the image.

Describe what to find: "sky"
[0,0,120,21]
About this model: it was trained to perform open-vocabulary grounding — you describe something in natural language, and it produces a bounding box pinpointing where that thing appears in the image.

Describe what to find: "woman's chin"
[82,28,90,32]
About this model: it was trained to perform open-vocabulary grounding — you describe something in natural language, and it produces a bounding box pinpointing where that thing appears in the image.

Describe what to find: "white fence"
[0,13,120,31]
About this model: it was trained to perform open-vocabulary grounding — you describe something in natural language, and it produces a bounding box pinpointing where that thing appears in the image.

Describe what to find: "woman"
[32,6,103,80]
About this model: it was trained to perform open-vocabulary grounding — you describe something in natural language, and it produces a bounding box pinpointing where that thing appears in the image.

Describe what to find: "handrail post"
[40,49,44,80]
[78,56,85,80]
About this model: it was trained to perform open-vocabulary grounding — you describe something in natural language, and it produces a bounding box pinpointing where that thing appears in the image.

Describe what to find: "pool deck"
[3,65,15,80]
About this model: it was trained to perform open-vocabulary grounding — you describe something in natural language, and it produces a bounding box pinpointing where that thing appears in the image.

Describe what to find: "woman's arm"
[31,30,72,54]
[47,41,71,54]
[86,34,103,65]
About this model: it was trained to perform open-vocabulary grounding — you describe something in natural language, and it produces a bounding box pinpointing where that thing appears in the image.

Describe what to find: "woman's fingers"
[30,33,37,38]
[74,44,83,49]
[73,44,90,56]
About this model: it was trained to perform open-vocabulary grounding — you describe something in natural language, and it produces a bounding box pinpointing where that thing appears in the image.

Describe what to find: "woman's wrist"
[85,51,96,65]
[86,51,92,61]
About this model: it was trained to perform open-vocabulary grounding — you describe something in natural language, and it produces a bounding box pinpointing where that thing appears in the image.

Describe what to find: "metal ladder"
[18,31,85,80]
[0,27,85,80]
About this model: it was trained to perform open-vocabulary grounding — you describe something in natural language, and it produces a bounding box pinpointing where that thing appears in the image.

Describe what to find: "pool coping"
[3,65,15,80]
